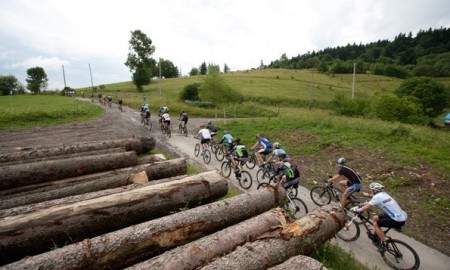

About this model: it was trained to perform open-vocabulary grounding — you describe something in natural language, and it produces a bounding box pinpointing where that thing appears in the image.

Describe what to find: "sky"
[0,0,449,90]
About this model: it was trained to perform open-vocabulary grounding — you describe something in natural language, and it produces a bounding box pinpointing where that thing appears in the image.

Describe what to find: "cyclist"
[228,138,249,179]
[143,107,151,125]
[194,124,211,155]
[159,105,169,116]
[274,155,300,189]
[219,130,234,154]
[107,95,113,107]
[206,120,218,142]
[118,98,123,111]
[140,103,150,123]
[98,93,103,103]
[161,111,171,131]
[351,182,407,252]
[265,142,287,169]
[251,134,272,166]
[179,110,188,128]
[328,157,362,209]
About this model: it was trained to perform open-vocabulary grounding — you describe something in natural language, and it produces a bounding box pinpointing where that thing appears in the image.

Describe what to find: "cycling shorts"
[164,120,171,125]
[201,138,211,145]
[258,148,272,155]
[376,213,405,229]
[282,177,300,189]
[224,142,233,149]
[345,182,361,194]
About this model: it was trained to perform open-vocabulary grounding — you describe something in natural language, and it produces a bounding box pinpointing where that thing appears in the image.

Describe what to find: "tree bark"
[0,158,187,213]
[0,158,187,211]
[199,204,346,270]
[0,147,125,167]
[0,170,228,266]
[0,151,139,191]
[0,137,155,163]
[267,255,327,270]
[2,184,287,270]
[0,154,165,197]
[127,208,287,270]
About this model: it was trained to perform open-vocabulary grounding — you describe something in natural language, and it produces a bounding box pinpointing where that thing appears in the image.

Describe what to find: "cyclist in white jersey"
[351,182,407,251]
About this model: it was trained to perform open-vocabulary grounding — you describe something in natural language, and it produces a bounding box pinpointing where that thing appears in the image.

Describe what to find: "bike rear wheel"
[246,154,257,169]
[382,239,420,270]
[203,149,211,164]
[310,186,332,206]
[238,170,252,190]
[336,214,360,242]
[285,197,308,219]
[194,144,201,157]
[166,128,171,138]
[183,127,188,137]
[256,168,274,184]
[215,148,225,161]
[220,161,232,178]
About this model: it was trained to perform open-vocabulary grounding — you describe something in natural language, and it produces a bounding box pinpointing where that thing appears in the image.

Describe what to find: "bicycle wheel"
[246,154,257,169]
[310,186,332,206]
[256,168,273,184]
[257,182,270,190]
[287,187,298,199]
[215,148,225,161]
[382,239,420,270]
[183,127,188,137]
[148,122,152,130]
[336,215,360,242]
[194,144,201,157]
[345,201,370,224]
[178,123,183,133]
[285,197,308,219]
[203,149,211,164]
[221,161,232,178]
[238,171,252,190]
[166,128,171,138]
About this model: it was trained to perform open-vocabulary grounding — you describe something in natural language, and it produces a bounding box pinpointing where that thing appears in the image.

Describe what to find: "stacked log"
[0,170,228,265]
[0,137,155,163]
[0,151,139,190]
[0,158,186,210]
[2,185,287,269]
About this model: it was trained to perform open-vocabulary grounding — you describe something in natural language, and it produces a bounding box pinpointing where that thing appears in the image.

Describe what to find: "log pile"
[0,137,344,269]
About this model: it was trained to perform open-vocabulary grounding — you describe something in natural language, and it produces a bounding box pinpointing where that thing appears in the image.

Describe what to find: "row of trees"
[0,67,48,95]
[267,27,450,78]
[188,62,230,76]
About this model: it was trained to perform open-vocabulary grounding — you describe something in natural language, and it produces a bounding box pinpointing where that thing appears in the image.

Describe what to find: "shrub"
[330,93,369,117]
[370,94,426,124]
[179,82,201,101]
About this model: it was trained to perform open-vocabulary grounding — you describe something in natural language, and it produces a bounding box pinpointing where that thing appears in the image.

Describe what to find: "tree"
[159,59,179,78]
[199,62,207,75]
[394,77,450,117]
[223,63,230,73]
[0,75,23,95]
[26,67,48,94]
[189,67,199,76]
[199,65,243,106]
[124,30,156,92]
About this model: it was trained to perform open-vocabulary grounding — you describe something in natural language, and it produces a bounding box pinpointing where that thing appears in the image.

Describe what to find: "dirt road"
[1,99,449,270]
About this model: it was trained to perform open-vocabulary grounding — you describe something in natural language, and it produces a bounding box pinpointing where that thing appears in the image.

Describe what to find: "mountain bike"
[310,179,370,223]
[255,161,276,186]
[220,155,252,189]
[194,139,212,164]
[178,122,188,137]
[338,209,420,270]
[165,125,171,138]
[246,149,267,169]
[214,145,228,162]
[143,117,152,130]
[257,182,308,219]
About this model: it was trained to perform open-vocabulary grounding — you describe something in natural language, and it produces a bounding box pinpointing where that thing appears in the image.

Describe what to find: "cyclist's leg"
[375,213,405,246]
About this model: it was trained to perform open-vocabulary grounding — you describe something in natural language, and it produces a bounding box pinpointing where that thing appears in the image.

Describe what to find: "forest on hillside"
[267,27,450,78]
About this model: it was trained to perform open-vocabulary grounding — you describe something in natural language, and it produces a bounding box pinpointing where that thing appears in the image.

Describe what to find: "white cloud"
[0,0,449,89]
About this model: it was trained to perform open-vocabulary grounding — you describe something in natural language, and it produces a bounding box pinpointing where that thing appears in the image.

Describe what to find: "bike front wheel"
[238,171,252,190]
[203,149,211,164]
[336,215,360,242]
[183,127,188,137]
[256,168,273,185]
[286,197,308,219]
[310,186,332,206]
[194,144,201,157]
[221,161,232,178]
[382,239,420,270]
[215,148,225,161]
[166,128,171,138]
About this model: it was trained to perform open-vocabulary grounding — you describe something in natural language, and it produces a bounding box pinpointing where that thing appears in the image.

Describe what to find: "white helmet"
[336,157,346,165]
[369,182,384,192]
[273,142,281,149]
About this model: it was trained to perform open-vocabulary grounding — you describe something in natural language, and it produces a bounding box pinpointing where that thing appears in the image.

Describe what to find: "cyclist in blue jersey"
[219,130,234,154]
[265,142,287,169]
[251,134,272,166]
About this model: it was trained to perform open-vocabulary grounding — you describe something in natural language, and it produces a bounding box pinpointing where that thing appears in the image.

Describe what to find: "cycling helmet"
[208,120,212,124]
[369,182,384,192]
[256,134,261,138]
[234,138,241,144]
[279,154,287,159]
[224,130,229,134]
[181,110,184,113]
[336,157,346,165]
[273,142,281,149]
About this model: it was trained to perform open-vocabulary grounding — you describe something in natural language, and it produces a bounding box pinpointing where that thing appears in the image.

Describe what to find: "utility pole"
[62,65,67,89]
[88,63,94,92]
[352,62,356,99]
[309,69,314,110]
[159,58,162,96]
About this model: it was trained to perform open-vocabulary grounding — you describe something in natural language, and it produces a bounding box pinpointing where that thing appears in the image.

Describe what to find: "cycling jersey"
[369,192,407,222]
[338,166,362,184]
[220,134,234,144]
[258,137,272,150]
[197,128,211,140]
[232,145,249,158]
[162,113,170,121]
[207,124,217,133]
[271,148,286,157]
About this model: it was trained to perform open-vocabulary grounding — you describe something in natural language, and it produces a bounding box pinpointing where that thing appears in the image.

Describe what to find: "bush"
[330,93,369,117]
[179,82,201,101]
[370,94,426,124]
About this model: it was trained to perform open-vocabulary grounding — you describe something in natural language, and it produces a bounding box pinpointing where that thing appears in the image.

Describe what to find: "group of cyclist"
[139,104,191,134]
[193,122,407,252]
